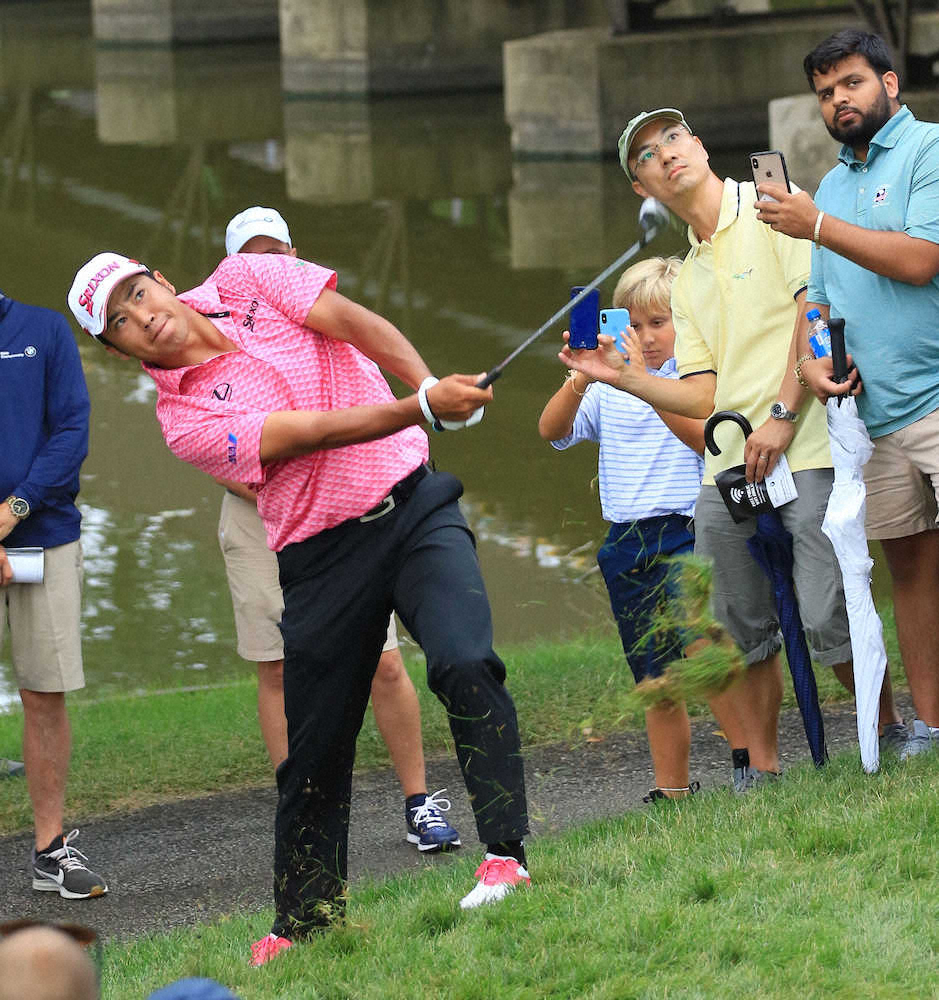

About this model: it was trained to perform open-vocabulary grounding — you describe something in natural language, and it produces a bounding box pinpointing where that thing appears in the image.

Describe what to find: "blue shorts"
[596,513,695,684]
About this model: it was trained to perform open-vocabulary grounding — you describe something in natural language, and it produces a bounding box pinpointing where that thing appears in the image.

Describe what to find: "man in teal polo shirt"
[755,28,939,759]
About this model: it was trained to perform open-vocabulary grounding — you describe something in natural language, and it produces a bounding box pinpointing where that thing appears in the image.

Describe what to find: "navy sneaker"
[405,789,462,853]
[32,829,108,899]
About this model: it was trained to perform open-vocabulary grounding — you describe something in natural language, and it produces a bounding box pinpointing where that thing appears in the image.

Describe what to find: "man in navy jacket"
[0,289,107,899]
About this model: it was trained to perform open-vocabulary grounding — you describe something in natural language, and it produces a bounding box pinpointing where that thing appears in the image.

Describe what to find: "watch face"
[8,497,29,518]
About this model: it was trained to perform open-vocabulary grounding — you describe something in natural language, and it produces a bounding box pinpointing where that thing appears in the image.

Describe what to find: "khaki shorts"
[864,407,939,540]
[693,469,852,667]
[218,492,398,663]
[0,540,84,693]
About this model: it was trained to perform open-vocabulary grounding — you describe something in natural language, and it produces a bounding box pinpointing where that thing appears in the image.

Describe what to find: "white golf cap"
[225,206,291,255]
[67,252,149,339]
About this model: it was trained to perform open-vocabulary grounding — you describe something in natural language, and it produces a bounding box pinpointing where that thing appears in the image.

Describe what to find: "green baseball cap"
[618,108,692,182]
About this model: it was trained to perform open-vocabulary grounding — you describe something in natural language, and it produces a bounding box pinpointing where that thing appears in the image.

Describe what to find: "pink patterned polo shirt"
[146,253,429,550]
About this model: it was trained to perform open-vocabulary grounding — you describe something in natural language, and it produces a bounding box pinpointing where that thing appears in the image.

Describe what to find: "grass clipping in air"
[630,555,743,709]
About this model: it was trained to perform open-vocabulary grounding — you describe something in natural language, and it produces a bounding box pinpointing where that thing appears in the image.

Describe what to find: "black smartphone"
[750,150,791,202]
[568,286,600,350]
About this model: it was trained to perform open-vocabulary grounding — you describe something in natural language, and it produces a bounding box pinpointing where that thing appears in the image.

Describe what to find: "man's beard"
[825,84,892,147]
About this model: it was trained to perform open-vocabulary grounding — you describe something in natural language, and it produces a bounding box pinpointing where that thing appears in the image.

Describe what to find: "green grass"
[0,632,636,835]
[100,750,939,999]
[0,612,906,835]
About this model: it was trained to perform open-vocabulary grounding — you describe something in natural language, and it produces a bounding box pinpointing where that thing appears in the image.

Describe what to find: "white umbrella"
[820,395,887,773]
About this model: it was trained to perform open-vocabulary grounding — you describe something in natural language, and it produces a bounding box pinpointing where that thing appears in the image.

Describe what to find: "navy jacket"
[0,293,90,548]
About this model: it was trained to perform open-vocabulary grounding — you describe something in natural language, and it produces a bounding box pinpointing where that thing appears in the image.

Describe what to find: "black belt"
[358,463,432,523]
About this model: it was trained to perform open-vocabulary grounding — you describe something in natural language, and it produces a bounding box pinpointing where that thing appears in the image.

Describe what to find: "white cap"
[67,252,149,339]
[617,108,692,182]
[225,206,291,255]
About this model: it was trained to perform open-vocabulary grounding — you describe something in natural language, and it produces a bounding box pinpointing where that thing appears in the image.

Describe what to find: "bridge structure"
[3,0,936,277]
[6,0,914,160]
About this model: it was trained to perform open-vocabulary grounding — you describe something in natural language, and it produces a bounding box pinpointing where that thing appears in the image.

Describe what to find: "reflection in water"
[0,10,824,704]
[461,496,599,579]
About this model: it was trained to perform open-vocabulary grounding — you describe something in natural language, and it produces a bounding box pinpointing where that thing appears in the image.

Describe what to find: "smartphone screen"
[750,150,791,202]
[569,287,599,350]
[600,308,631,354]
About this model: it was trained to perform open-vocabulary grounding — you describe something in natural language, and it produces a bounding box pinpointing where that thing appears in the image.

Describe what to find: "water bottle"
[806,308,832,358]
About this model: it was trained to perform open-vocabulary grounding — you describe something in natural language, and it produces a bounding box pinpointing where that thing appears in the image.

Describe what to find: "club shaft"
[476,232,650,389]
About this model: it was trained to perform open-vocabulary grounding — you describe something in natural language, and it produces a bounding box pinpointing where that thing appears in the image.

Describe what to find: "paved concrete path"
[0,695,908,942]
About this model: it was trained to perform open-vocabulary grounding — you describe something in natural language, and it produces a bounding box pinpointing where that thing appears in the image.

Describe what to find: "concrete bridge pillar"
[91,0,278,45]
[283,93,510,204]
[94,45,283,145]
[509,161,636,270]
[278,0,608,96]
[505,11,939,157]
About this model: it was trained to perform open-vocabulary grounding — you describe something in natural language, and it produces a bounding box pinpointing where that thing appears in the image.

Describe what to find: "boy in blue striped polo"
[539,257,705,800]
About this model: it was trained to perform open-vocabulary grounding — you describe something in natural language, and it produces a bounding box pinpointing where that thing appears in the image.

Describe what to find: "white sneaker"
[459,853,530,910]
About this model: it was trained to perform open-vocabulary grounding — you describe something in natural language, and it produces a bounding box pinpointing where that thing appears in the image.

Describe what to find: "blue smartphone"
[568,286,599,350]
[600,308,631,354]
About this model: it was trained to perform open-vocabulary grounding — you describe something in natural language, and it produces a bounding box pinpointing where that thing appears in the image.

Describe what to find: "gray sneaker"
[879,721,909,755]
[32,829,108,899]
[1,758,25,779]
[732,749,782,793]
[899,719,939,762]
[739,767,781,793]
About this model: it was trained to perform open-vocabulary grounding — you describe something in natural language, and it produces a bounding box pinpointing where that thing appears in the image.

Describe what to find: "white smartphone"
[749,150,791,202]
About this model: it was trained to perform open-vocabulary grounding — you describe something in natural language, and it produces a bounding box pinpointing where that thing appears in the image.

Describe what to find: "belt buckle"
[359,495,396,523]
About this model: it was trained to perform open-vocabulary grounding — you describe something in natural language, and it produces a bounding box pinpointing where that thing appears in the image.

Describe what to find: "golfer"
[219,206,462,855]
[68,247,531,965]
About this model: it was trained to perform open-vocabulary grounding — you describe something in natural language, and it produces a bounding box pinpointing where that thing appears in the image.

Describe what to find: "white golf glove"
[417,377,485,432]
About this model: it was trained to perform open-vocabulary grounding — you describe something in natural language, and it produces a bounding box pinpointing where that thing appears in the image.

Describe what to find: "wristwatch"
[5,495,30,519]
[770,401,799,423]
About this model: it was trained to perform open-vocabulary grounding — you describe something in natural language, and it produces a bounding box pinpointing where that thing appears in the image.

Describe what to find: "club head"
[638,197,670,238]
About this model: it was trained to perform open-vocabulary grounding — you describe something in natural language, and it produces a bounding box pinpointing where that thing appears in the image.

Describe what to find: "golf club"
[476,197,670,389]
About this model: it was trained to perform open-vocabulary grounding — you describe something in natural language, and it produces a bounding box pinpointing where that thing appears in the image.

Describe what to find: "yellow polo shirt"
[671,178,832,484]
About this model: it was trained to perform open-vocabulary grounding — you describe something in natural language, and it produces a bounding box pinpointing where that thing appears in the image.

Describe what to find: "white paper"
[765,454,799,509]
[4,548,44,584]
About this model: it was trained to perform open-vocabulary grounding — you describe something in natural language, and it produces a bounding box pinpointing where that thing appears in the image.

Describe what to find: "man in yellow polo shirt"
[561,108,903,789]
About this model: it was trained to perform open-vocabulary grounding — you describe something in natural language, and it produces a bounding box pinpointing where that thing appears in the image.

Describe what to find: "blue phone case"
[600,308,631,354]
[569,287,600,350]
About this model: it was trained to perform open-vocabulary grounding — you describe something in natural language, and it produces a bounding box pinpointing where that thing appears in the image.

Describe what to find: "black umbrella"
[704,411,828,767]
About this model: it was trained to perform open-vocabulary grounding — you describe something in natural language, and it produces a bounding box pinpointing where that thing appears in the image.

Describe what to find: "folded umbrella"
[821,394,885,772]
[704,411,828,767]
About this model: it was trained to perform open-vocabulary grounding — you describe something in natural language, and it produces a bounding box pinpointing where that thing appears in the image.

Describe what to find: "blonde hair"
[612,256,682,314]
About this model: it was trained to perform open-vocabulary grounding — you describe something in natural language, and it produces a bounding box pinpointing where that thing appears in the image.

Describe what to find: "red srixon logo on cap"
[77,259,140,318]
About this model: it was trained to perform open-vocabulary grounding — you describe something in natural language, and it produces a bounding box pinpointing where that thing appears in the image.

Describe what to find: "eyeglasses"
[633,127,689,169]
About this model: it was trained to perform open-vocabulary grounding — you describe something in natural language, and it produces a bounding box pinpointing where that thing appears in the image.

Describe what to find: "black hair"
[803,29,895,92]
